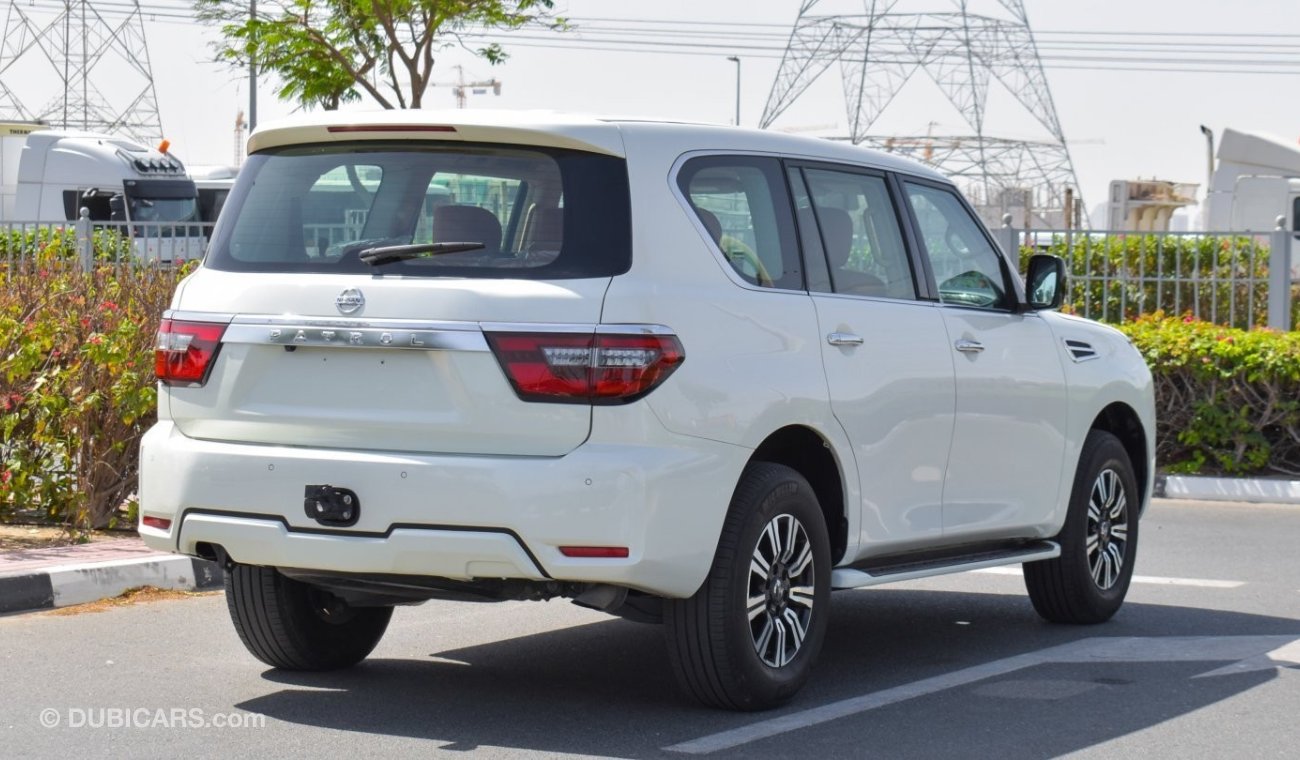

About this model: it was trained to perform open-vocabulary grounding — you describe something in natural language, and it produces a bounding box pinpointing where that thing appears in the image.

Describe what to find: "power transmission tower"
[762,0,1084,228]
[0,0,163,142]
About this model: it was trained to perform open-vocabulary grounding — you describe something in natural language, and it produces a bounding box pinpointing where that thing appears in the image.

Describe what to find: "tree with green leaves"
[196,1,561,111]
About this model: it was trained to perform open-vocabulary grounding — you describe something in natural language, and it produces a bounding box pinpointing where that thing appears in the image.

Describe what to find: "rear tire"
[664,462,831,710]
[1025,430,1139,624]
[224,563,393,670]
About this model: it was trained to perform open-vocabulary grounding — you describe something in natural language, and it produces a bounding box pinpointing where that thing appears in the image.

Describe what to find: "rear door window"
[799,166,917,300]
[207,142,630,279]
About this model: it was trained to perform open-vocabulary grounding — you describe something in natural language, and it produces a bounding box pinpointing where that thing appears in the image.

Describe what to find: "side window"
[904,182,1010,310]
[802,167,916,300]
[678,156,802,290]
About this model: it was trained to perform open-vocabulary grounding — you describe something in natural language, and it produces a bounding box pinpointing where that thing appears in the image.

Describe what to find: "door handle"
[954,339,985,353]
[827,332,864,347]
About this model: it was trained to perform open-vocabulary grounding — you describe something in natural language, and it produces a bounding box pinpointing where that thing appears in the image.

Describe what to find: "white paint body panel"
[812,295,954,549]
[140,111,1155,598]
[939,309,1069,539]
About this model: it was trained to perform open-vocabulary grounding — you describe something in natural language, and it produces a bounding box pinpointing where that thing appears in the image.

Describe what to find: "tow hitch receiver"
[304,485,361,527]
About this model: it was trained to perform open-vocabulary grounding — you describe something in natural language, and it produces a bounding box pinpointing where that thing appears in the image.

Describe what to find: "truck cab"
[10,130,204,261]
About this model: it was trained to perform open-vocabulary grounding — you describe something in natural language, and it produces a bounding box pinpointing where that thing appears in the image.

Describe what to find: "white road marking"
[970,566,1244,588]
[663,635,1298,755]
[1193,639,1300,678]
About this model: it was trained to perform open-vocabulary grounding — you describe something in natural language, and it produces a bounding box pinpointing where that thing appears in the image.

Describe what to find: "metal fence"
[1,214,216,272]
[4,213,1295,331]
[998,217,1296,331]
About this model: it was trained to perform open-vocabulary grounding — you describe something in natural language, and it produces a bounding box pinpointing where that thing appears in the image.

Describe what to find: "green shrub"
[1118,313,1300,476]
[0,225,135,264]
[1018,234,1300,329]
[0,255,189,533]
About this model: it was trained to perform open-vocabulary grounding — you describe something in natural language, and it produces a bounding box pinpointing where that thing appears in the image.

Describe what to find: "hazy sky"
[20,0,1299,221]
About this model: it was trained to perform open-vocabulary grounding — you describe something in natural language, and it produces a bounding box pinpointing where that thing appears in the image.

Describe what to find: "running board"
[831,541,1061,590]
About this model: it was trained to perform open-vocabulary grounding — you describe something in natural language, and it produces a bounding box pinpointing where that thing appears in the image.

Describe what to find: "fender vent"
[1064,338,1098,362]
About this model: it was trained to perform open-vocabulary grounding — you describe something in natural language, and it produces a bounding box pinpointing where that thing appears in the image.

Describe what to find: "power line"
[460,31,1300,72]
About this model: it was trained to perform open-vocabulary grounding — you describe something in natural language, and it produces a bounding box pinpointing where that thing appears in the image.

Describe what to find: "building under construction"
[762,0,1084,229]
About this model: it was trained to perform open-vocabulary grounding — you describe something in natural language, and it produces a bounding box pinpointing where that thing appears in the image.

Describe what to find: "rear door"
[789,163,955,549]
[899,179,1068,537]
[165,140,632,457]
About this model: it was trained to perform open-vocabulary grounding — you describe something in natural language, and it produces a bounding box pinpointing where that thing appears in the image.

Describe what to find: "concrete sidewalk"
[0,538,222,615]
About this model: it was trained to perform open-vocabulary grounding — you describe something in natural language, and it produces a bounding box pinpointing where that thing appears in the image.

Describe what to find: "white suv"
[140,111,1154,710]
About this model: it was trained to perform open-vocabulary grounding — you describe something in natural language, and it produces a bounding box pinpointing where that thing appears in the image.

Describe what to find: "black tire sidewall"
[716,464,832,708]
[1058,432,1140,617]
[225,564,393,670]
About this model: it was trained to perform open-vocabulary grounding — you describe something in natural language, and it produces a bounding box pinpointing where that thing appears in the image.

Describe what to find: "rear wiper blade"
[359,241,485,266]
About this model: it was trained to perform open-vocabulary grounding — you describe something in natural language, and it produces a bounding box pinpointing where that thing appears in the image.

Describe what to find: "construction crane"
[429,65,502,109]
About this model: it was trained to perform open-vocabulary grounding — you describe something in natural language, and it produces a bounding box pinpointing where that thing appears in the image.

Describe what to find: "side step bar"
[830,540,1060,590]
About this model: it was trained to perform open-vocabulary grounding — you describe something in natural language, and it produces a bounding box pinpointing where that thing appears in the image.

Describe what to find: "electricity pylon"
[0,0,163,142]
[762,0,1084,227]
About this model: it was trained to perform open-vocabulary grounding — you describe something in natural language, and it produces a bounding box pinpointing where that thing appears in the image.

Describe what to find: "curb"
[0,555,223,615]
[1156,474,1300,505]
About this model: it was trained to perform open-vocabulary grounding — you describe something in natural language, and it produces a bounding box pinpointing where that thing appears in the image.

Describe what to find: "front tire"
[1025,430,1139,624]
[664,462,832,710]
[225,563,393,670]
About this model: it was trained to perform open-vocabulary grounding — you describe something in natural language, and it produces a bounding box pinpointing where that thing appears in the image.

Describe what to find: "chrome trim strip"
[168,313,678,351]
[230,314,481,332]
[223,322,489,352]
[480,322,676,336]
[164,309,237,324]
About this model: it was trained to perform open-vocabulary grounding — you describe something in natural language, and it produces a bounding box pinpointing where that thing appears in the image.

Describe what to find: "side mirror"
[1025,254,1067,311]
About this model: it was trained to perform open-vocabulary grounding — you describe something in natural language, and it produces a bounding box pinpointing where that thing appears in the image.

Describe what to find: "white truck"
[1203,127,1300,234]
[0,122,205,261]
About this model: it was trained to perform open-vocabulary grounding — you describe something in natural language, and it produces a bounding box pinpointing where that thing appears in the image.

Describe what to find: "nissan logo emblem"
[335,288,365,315]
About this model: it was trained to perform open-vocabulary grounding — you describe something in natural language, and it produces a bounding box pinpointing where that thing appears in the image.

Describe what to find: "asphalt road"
[2,498,1298,759]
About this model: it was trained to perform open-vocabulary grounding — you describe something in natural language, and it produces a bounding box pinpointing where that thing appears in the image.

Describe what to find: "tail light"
[155,318,227,386]
[485,329,684,404]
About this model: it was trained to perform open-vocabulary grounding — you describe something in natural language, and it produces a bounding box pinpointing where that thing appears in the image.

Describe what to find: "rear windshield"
[205,141,631,279]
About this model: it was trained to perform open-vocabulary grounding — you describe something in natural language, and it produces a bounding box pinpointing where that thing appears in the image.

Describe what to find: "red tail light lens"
[559,546,630,558]
[141,515,172,531]
[485,330,684,404]
[155,319,227,386]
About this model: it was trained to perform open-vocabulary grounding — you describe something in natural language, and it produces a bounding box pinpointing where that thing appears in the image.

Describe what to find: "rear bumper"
[138,420,747,597]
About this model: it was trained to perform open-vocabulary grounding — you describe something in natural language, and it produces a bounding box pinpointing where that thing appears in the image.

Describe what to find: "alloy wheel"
[747,513,817,667]
[1086,468,1130,590]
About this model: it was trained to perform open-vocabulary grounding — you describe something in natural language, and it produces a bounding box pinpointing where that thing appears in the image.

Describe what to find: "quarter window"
[678,156,802,290]
[904,182,1010,310]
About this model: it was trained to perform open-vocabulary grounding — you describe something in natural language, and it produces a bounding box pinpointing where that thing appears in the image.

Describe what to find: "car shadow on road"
[236,588,1300,758]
